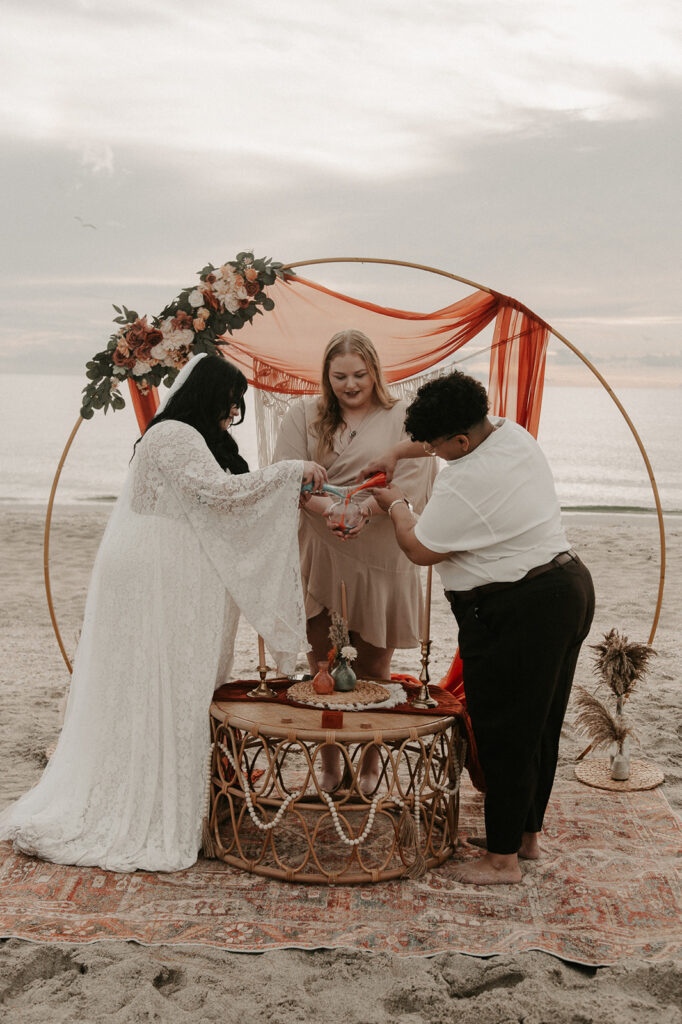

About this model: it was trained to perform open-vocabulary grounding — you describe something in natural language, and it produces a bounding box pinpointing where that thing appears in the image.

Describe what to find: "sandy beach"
[0,504,680,1021]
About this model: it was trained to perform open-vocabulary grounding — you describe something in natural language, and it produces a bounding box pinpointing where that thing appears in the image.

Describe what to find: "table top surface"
[210,698,454,742]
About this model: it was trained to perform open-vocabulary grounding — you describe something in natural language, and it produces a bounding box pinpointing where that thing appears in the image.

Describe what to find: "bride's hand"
[301,461,328,494]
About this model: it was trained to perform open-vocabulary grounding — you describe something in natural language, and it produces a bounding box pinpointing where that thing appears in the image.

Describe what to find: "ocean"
[1,374,680,513]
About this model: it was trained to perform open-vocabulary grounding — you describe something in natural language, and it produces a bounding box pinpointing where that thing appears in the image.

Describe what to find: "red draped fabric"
[126,271,551,793]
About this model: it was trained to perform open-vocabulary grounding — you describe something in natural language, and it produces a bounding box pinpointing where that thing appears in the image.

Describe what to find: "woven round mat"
[575,757,664,792]
[287,678,391,707]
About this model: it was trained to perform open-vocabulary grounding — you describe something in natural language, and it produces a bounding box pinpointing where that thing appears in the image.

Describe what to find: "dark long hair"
[138,355,250,474]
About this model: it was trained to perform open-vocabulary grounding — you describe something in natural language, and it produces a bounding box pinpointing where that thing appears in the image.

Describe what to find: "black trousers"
[447,556,595,855]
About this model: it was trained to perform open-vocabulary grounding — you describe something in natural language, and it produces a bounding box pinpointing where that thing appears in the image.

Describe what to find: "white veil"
[155,352,208,413]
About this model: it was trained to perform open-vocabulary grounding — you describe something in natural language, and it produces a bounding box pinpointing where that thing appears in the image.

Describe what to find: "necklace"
[344,406,373,441]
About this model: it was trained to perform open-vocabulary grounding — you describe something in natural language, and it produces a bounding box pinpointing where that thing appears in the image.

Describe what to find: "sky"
[1,0,680,385]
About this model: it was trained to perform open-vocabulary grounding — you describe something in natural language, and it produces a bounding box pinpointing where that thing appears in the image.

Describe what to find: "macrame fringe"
[201,815,217,859]
[405,849,428,880]
[398,805,417,846]
[397,801,427,879]
[253,372,450,468]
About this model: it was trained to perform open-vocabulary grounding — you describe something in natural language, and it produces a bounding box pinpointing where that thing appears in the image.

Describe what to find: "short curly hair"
[404,370,489,442]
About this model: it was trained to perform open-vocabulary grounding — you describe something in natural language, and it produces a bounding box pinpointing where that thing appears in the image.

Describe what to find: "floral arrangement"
[327,611,357,668]
[80,252,287,419]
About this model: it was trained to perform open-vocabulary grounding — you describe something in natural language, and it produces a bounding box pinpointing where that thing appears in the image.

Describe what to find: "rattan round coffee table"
[206,697,466,884]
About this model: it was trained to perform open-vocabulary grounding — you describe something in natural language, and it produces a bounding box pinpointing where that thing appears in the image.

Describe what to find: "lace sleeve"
[137,421,307,672]
[141,420,303,514]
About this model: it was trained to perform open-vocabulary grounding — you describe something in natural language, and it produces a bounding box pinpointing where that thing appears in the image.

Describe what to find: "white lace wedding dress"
[0,421,305,872]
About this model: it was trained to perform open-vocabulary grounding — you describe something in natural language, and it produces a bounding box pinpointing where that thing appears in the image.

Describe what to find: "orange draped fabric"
[219,274,501,392]
[128,383,160,432]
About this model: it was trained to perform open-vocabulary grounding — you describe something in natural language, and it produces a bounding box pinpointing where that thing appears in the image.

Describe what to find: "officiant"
[365,369,595,885]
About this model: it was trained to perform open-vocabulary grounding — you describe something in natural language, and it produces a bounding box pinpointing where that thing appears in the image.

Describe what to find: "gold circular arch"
[44,256,666,674]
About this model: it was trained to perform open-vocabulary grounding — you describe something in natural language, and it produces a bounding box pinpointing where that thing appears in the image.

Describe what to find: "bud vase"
[332,660,357,692]
[312,661,334,695]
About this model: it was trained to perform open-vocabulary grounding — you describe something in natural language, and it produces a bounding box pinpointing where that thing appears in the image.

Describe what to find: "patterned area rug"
[0,779,679,966]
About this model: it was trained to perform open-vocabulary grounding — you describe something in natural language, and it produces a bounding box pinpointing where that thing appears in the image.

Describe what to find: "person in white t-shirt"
[365,370,594,885]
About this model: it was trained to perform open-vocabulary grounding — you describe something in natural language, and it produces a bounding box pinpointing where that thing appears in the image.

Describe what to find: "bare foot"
[453,852,522,885]
[466,834,542,860]
[318,745,342,792]
[518,831,541,860]
[358,745,381,796]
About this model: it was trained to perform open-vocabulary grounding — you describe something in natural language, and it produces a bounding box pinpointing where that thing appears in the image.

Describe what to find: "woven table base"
[575,757,664,792]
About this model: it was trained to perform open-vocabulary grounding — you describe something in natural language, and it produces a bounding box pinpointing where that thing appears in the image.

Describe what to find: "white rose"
[188,289,204,308]
[133,360,152,375]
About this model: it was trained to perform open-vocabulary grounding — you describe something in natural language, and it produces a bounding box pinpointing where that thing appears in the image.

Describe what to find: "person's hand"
[301,461,328,495]
[356,449,398,485]
[372,484,404,512]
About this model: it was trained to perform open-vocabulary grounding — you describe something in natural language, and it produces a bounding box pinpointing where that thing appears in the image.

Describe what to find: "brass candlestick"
[412,639,438,709]
[248,636,277,699]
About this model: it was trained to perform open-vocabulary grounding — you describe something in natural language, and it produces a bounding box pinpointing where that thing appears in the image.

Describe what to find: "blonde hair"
[311,329,397,456]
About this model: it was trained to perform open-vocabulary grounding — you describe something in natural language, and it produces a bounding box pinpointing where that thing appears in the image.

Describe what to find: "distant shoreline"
[0,498,679,518]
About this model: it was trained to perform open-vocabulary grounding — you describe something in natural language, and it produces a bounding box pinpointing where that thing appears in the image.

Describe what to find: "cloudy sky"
[1,0,680,384]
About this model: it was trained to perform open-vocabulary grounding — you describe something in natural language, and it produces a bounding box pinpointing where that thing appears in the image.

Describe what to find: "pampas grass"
[591,628,656,698]
[574,686,632,750]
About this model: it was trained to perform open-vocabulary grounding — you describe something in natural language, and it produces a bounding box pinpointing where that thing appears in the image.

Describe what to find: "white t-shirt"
[414,418,569,592]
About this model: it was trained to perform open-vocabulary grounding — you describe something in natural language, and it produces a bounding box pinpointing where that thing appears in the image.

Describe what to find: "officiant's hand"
[357,447,399,485]
[301,461,328,496]
[357,439,427,485]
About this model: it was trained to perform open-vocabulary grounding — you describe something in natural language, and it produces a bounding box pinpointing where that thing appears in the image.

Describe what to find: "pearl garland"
[203,742,214,820]
[218,741,301,833]
[320,790,382,847]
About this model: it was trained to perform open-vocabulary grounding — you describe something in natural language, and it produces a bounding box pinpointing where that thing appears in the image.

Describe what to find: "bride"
[0,354,326,872]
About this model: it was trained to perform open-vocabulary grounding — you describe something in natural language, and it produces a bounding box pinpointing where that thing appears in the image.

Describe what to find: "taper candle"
[422,566,432,645]
[341,580,349,623]
[258,634,266,668]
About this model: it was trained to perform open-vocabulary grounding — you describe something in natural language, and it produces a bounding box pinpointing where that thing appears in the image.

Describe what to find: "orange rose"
[245,267,258,282]
[193,318,205,331]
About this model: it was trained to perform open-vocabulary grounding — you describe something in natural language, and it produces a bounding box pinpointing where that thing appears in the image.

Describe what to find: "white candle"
[422,566,432,644]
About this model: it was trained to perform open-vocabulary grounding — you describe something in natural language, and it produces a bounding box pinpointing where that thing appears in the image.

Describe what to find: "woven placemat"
[575,757,664,792]
[287,678,391,707]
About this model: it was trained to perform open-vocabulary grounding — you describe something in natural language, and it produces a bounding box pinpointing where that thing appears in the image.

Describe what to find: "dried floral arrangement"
[327,611,357,667]
[574,628,656,780]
